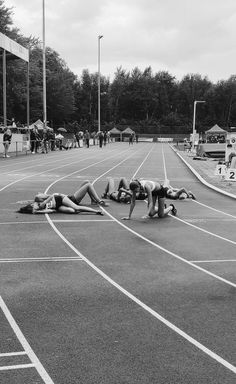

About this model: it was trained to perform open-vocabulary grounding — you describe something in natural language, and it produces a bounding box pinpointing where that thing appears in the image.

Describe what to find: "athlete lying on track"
[163,179,196,200]
[17,181,108,215]
[101,177,147,203]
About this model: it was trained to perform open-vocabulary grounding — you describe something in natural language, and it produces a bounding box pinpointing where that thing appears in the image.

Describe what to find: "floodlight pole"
[2,49,7,127]
[98,35,103,133]
[192,100,205,151]
[42,0,47,129]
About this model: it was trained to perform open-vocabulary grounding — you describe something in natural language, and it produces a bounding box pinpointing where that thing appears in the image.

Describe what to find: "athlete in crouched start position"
[122,179,177,220]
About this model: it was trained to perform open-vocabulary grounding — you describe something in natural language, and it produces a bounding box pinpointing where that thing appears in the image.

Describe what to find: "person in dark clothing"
[104,131,107,146]
[30,126,40,154]
[98,131,104,148]
[42,128,49,153]
[3,128,12,158]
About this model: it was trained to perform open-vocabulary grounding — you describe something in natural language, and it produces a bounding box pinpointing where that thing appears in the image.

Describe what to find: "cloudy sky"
[4,0,236,82]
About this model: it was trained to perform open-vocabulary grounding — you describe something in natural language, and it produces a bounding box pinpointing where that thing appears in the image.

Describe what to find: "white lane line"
[44,142,236,289]
[192,259,236,263]
[172,147,236,199]
[194,200,236,219]
[0,146,134,192]
[161,144,168,180]
[46,214,236,375]
[0,147,120,177]
[52,219,113,223]
[42,144,236,373]
[0,351,26,357]
[0,296,55,383]
[0,257,83,263]
[0,151,83,175]
[162,145,236,251]
[0,221,48,225]
[172,215,236,246]
[6,144,236,374]
[103,210,236,288]
[44,146,150,194]
[0,364,35,371]
[0,219,114,225]
[131,146,155,179]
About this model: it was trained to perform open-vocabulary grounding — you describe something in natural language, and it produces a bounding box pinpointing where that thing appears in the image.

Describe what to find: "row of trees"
[1,0,236,134]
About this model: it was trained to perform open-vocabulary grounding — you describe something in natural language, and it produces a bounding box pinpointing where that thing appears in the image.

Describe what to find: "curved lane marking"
[46,213,236,374]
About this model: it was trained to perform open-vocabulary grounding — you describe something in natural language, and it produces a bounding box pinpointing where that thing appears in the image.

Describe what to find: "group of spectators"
[1,126,114,158]
[75,130,111,149]
[29,127,112,154]
[30,126,57,154]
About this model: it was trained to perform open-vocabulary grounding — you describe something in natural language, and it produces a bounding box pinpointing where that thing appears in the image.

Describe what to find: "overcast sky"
[4,0,236,83]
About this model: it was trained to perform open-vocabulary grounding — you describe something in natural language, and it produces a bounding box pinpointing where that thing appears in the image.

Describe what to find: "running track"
[0,142,235,384]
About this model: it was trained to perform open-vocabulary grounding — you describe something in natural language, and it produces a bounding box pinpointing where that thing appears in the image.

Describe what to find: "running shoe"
[170,204,177,216]
[96,210,104,216]
[188,191,196,200]
[98,200,109,207]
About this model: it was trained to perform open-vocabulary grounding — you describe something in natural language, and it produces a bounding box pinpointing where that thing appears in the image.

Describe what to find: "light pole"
[192,100,205,152]
[42,0,47,129]
[98,35,103,133]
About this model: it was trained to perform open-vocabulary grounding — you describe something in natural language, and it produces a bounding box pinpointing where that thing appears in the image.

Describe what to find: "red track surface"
[0,142,235,384]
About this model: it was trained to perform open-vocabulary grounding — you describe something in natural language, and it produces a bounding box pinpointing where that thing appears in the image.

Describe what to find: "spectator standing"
[30,126,38,154]
[84,130,90,148]
[104,131,107,146]
[79,131,84,147]
[48,130,56,151]
[98,131,104,148]
[3,128,12,158]
[75,132,80,148]
[72,134,77,148]
[129,134,133,145]
[42,128,49,153]
[91,131,96,146]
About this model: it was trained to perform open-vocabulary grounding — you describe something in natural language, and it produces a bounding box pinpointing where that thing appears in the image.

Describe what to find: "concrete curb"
[170,145,236,200]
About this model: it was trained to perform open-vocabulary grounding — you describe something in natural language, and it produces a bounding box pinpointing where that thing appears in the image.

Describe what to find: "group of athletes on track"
[18,177,196,220]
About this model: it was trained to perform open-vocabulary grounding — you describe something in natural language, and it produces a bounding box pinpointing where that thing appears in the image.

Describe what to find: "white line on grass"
[0,296,55,383]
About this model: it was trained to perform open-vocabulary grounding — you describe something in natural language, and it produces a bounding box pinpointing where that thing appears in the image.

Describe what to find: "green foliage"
[1,0,236,133]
